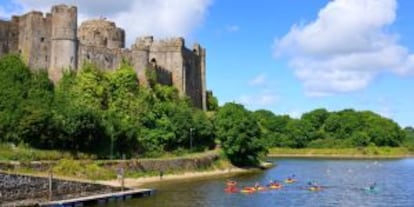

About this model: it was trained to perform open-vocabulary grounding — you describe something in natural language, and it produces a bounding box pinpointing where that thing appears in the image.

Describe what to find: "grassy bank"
[0,148,237,182]
[268,147,414,158]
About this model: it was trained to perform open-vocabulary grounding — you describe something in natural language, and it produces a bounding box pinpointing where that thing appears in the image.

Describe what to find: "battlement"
[21,11,45,18]
[133,36,185,54]
[81,19,117,28]
[52,4,77,13]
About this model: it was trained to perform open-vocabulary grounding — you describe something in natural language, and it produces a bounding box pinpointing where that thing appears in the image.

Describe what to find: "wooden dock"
[38,188,155,207]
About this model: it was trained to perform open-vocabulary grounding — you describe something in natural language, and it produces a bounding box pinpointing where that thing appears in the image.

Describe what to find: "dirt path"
[97,167,249,188]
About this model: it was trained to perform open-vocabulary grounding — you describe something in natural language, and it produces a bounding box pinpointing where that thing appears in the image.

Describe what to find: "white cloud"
[238,92,279,107]
[280,109,302,119]
[7,0,212,45]
[249,73,267,87]
[274,0,414,96]
[376,97,394,119]
[225,25,239,32]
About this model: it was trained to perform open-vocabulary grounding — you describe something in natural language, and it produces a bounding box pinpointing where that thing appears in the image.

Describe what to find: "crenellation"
[134,36,154,49]
[0,4,207,109]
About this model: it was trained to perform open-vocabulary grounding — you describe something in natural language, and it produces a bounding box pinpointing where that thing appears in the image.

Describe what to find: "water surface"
[96,158,414,207]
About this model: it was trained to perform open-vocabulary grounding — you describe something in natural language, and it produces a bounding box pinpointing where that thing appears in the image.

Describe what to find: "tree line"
[0,55,215,158]
[0,55,411,166]
[253,108,408,149]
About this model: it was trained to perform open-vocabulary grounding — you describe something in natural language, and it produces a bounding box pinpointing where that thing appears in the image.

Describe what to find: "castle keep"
[0,5,207,110]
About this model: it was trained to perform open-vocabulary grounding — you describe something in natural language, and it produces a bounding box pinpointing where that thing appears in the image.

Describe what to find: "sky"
[0,0,413,127]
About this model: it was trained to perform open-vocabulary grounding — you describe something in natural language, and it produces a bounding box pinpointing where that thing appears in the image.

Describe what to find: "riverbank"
[97,160,274,188]
[268,147,414,159]
[0,149,271,193]
[97,167,252,188]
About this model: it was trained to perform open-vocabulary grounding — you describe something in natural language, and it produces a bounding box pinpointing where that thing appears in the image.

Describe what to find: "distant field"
[268,147,414,158]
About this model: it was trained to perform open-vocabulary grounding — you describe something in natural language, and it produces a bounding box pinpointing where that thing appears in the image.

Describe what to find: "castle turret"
[49,5,77,83]
[78,19,125,49]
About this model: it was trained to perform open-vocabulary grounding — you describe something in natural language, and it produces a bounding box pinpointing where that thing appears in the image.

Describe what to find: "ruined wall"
[8,17,20,54]
[131,36,152,86]
[49,5,77,82]
[183,46,203,108]
[78,45,123,71]
[0,20,10,57]
[77,19,125,72]
[15,11,51,71]
[148,38,186,94]
[154,65,173,86]
[78,19,125,49]
[0,17,21,59]
[130,36,205,108]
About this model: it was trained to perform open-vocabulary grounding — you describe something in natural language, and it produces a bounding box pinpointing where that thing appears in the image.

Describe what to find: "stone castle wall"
[0,4,207,109]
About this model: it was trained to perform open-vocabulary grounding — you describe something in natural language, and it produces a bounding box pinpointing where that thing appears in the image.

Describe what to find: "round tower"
[49,5,77,83]
[78,19,125,49]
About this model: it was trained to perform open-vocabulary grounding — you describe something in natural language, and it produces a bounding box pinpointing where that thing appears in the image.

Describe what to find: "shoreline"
[97,167,256,188]
[267,153,414,159]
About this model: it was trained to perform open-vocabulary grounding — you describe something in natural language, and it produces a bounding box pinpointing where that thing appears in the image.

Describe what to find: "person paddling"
[369,182,377,190]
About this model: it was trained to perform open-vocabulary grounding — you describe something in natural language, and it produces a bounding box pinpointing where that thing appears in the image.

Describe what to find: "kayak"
[308,186,322,191]
[224,187,239,193]
[268,184,282,189]
[256,186,267,191]
[240,187,256,193]
[284,179,296,184]
[364,187,379,193]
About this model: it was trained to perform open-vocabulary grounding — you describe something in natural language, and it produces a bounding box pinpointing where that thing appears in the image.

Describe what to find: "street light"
[190,128,194,151]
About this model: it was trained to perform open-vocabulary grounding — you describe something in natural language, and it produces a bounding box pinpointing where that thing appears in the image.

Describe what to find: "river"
[95,158,414,207]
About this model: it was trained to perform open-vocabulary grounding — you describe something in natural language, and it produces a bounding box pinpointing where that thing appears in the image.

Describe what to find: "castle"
[0,5,207,110]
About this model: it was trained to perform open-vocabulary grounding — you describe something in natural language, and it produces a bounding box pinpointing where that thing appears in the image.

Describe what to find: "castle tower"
[195,45,207,111]
[49,5,77,83]
[78,19,125,49]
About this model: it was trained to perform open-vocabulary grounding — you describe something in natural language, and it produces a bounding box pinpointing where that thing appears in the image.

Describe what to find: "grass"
[52,159,115,180]
[268,147,414,157]
[0,143,95,161]
[0,147,228,181]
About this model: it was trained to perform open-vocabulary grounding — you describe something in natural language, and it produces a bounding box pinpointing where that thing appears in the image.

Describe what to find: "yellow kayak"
[269,184,283,189]
[284,179,296,184]
[308,186,322,191]
[240,187,256,193]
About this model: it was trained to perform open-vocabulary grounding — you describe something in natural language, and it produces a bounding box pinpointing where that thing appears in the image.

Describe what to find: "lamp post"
[190,128,194,151]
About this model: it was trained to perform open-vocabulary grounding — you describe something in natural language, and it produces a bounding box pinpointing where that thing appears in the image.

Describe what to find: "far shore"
[267,153,414,159]
[267,147,414,159]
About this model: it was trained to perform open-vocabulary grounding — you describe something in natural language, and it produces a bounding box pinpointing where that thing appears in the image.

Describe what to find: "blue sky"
[0,0,413,127]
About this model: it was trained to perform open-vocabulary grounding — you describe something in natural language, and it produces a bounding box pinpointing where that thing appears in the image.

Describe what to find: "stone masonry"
[0,4,207,110]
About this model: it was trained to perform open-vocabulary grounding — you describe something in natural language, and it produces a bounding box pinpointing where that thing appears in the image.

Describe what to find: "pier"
[38,188,155,207]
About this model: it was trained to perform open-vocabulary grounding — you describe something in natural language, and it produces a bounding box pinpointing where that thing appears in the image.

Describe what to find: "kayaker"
[369,182,377,190]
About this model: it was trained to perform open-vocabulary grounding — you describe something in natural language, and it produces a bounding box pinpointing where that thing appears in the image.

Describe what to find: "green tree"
[17,71,55,148]
[105,61,141,158]
[0,55,32,143]
[191,110,215,150]
[285,119,313,148]
[214,103,265,166]
[207,92,219,111]
[301,108,329,130]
